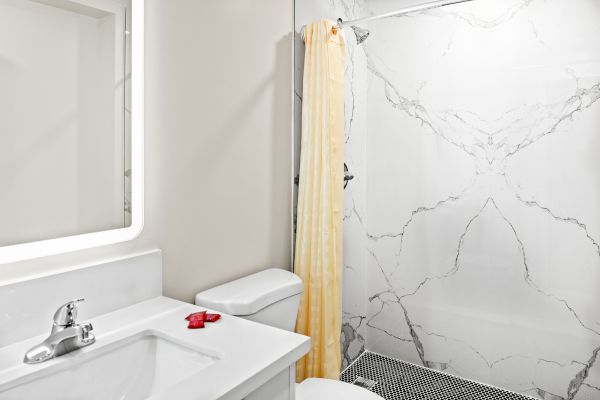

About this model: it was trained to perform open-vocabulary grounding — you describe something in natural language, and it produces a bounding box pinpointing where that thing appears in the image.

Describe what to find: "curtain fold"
[295,19,345,381]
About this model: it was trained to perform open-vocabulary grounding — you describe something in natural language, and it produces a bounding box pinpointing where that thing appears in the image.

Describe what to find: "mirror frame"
[0,0,144,264]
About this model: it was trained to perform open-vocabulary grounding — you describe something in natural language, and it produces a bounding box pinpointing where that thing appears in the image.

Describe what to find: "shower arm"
[300,0,476,44]
[335,0,476,29]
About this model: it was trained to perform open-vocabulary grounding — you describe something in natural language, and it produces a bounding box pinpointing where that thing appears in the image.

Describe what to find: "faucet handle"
[53,298,85,327]
[80,322,95,344]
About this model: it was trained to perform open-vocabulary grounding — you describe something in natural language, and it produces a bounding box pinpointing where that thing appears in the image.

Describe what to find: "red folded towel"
[185,311,221,329]
[185,311,206,321]
[187,319,205,329]
[205,313,221,323]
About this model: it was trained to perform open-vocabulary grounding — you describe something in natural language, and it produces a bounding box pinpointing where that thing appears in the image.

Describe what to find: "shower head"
[351,25,370,45]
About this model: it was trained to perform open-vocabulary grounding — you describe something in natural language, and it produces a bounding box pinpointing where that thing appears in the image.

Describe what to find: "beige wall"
[0,0,293,303]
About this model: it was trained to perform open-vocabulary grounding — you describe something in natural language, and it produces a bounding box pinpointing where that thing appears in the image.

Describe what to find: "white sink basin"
[0,330,218,400]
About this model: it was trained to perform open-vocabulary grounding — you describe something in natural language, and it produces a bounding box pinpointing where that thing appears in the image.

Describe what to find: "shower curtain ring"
[332,18,343,35]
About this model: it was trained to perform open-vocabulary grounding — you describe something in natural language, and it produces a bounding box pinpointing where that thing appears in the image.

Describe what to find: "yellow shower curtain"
[295,19,345,381]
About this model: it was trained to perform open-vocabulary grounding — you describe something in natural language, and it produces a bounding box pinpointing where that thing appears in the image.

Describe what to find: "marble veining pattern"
[295,0,600,398]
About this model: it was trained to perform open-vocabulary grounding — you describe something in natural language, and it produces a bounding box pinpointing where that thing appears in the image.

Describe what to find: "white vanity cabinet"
[245,365,297,400]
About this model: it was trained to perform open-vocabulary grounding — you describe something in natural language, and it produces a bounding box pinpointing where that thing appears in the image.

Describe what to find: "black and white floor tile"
[341,352,537,400]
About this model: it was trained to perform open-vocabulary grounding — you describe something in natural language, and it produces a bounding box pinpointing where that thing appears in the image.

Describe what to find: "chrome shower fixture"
[351,25,370,45]
[335,0,476,44]
[336,18,370,45]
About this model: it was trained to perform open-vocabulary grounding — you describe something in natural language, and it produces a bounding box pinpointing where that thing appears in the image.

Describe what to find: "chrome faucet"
[23,298,95,364]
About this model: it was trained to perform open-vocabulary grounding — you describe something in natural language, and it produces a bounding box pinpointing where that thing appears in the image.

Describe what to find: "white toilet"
[195,268,383,400]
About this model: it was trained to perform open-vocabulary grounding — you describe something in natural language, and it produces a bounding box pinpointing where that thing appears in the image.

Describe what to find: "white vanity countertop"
[0,296,310,399]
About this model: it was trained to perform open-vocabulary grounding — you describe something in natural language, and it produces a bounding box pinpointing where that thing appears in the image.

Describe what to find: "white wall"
[0,0,293,303]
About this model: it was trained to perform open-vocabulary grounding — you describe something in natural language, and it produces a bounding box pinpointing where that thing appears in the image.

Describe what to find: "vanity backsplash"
[0,250,162,347]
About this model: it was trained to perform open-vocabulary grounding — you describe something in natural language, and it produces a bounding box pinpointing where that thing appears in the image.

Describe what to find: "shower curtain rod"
[336,0,475,28]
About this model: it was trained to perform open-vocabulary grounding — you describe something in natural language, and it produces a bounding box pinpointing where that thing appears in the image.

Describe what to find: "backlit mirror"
[0,0,144,263]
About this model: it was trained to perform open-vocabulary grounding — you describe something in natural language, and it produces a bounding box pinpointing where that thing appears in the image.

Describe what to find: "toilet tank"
[195,269,303,332]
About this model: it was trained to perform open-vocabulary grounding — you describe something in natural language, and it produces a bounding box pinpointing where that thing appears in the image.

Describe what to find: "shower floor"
[340,351,536,400]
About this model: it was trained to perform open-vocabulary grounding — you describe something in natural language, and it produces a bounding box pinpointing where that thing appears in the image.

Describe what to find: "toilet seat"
[296,378,384,400]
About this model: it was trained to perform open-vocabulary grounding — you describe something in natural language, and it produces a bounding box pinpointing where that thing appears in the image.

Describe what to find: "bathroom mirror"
[0,0,144,263]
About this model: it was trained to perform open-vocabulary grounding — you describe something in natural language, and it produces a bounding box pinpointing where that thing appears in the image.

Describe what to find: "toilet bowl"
[195,268,383,400]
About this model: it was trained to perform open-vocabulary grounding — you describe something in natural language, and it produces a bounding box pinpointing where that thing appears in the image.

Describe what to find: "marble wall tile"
[295,0,600,397]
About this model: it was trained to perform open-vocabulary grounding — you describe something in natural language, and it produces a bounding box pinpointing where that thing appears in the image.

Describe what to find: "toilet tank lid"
[194,268,303,316]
